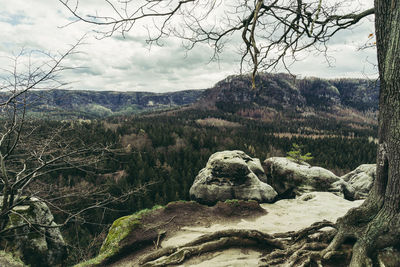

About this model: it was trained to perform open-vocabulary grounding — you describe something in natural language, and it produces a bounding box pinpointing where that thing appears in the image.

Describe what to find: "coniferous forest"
[0,72,381,265]
[17,105,376,264]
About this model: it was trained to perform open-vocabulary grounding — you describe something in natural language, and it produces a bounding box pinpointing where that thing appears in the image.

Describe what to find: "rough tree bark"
[323,1,400,266]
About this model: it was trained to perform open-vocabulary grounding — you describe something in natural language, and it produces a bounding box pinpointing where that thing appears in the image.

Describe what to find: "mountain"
[196,73,379,113]
[0,73,379,120]
[0,89,205,119]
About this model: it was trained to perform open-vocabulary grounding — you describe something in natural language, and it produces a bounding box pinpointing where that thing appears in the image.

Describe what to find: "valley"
[1,73,379,266]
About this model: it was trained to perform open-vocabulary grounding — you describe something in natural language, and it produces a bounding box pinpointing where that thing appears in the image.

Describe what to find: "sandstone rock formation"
[0,251,27,267]
[74,200,267,267]
[0,197,67,267]
[263,157,376,200]
[333,164,376,200]
[189,151,277,204]
[263,157,340,197]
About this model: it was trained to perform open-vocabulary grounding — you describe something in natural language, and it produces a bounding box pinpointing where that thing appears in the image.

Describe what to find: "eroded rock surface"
[75,200,266,267]
[263,157,340,197]
[0,197,67,267]
[0,251,27,267]
[189,151,277,204]
[334,164,376,200]
[155,192,364,267]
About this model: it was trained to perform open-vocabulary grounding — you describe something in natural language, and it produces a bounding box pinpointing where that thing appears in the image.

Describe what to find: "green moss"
[74,205,163,267]
[8,213,23,226]
[166,200,193,206]
[0,251,27,267]
[8,205,33,228]
[224,199,240,204]
[73,252,110,267]
[8,203,43,238]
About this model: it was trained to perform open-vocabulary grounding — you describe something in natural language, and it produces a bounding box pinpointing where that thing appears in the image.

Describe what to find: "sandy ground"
[110,192,363,267]
[162,192,363,267]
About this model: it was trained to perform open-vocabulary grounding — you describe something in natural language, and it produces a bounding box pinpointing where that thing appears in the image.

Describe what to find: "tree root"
[138,210,400,267]
[273,219,336,242]
[321,197,400,267]
[140,222,337,266]
[260,223,339,266]
[142,236,259,266]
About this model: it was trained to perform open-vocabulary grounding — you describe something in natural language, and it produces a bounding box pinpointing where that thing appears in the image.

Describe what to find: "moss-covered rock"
[75,205,163,267]
[190,150,277,205]
[263,157,340,198]
[0,197,67,267]
[0,251,27,267]
[75,200,267,266]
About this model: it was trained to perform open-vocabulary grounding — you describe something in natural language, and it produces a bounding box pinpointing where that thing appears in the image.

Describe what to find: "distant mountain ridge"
[0,89,205,119]
[196,73,379,113]
[0,73,379,119]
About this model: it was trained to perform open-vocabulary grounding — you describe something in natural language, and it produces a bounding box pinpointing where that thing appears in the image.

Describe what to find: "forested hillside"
[0,89,204,119]
[20,105,376,264]
[0,74,378,121]
[197,73,379,114]
[0,74,379,265]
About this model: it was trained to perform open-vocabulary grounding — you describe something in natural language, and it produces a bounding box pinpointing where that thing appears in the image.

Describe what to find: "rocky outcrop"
[197,73,379,114]
[263,157,340,198]
[0,251,27,267]
[1,197,67,267]
[263,157,376,200]
[333,164,376,200]
[99,192,365,266]
[75,200,266,266]
[190,153,373,204]
[190,151,277,205]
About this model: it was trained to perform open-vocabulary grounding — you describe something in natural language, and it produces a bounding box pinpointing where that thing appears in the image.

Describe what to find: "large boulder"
[0,197,67,267]
[333,164,376,200]
[189,151,277,205]
[263,157,340,197]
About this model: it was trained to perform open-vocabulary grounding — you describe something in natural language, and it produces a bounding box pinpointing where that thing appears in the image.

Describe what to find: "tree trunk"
[324,1,400,265]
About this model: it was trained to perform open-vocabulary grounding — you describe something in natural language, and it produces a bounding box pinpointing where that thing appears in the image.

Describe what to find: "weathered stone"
[0,251,27,267]
[0,197,67,267]
[331,164,375,200]
[263,157,340,197]
[341,164,375,200]
[190,151,277,205]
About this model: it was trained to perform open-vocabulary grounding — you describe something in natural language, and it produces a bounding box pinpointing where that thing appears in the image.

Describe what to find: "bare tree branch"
[59,0,374,86]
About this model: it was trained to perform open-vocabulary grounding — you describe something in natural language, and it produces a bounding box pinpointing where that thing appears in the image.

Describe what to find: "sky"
[0,0,377,93]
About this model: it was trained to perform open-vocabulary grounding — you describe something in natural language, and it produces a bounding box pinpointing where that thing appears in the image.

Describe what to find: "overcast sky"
[0,0,377,93]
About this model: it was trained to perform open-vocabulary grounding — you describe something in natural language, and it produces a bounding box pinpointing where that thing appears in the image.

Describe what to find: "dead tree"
[61,0,400,265]
[0,44,80,232]
[0,41,142,239]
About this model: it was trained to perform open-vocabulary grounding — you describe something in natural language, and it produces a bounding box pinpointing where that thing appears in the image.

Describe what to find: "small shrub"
[287,143,313,164]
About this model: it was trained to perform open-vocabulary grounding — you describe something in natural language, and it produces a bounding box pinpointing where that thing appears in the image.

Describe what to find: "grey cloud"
[70,67,103,76]
[112,64,132,71]
[0,0,378,92]
[112,35,148,46]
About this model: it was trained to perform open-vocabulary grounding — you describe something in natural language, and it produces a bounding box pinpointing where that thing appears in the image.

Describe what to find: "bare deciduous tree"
[0,43,83,232]
[60,0,400,266]
[59,0,373,87]
[0,41,145,244]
